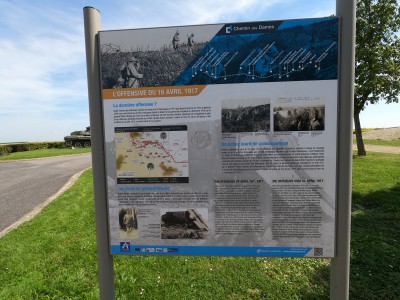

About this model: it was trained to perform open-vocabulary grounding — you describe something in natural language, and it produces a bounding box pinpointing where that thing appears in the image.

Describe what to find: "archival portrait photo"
[119,208,139,240]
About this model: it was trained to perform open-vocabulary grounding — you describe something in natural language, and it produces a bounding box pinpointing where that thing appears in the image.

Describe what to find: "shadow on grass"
[350,182,400,299]
[299,261,330,300]
[113,255,332,299]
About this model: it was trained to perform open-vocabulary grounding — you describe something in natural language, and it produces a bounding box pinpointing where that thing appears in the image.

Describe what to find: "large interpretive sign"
[98,17,339,257]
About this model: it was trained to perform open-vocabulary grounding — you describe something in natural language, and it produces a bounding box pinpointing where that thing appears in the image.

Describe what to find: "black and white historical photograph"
[99,26,218,89]
[273,104,325,132]
[221,99,270,133]
[119,208,139,240]
[160,209,208,239]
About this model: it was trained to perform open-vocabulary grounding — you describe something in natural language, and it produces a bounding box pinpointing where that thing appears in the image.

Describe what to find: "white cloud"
[102,0,292,29]
[166,0,286,24]
[0,5,85,98]
[0,1,89,142]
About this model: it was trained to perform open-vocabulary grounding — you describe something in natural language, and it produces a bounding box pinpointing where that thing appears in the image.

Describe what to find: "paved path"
[0,153,92,236]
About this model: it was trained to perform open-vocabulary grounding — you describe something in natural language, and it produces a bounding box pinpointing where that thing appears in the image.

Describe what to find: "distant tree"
[354,0,400,155]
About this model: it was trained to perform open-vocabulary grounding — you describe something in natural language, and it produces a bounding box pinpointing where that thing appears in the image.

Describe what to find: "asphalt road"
[0,153,92,234]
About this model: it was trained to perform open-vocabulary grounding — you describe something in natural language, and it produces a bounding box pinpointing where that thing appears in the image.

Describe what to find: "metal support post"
[330,0,356,299]
[83,6,116,300]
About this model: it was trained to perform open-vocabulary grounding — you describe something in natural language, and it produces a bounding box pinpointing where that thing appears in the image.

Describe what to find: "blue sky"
[0,0,398,143]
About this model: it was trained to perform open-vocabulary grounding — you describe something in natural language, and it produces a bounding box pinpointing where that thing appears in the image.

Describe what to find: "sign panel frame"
[98,17,340,257]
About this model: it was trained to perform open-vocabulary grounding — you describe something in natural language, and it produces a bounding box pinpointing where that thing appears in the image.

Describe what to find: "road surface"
[0,153,92,236]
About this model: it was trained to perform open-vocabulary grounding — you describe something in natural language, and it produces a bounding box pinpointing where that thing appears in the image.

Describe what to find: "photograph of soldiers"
[120,56,143,88]
[172,30,180,51]
[222,101,270,133]
[273,105,325,131]
[187,33,194,54]
[100,26,213,88]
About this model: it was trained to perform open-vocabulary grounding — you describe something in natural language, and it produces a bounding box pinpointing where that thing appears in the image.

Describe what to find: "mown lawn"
[353,138,400,147]
[350,153,400,299]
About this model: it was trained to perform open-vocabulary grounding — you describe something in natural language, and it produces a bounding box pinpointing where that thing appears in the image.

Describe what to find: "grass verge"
[0,147,91,161]
[358,139,400,147]
[1,153,399,298]
[0,170,99,299]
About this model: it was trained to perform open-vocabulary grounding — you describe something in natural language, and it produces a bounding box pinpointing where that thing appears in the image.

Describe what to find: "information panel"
[98,17,339,257]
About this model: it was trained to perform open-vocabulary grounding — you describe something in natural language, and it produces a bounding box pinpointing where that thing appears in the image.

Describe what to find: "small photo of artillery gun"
[161,209,208,239]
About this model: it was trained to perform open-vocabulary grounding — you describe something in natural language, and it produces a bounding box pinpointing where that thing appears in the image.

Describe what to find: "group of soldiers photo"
[101,31,200,89]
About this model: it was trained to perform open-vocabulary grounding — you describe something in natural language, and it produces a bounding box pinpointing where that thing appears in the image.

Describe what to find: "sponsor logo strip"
[111,245,312,257]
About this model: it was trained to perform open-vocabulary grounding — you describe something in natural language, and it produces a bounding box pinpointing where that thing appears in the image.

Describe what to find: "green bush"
[0,142,66,156]
[0,145,12,156]
[44,141,66,149]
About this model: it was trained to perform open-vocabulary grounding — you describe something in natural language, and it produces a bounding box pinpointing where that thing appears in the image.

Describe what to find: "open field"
[353,127,400,153]
[355,127,400,141]
[359,139,400,147]
[0,152,399,299]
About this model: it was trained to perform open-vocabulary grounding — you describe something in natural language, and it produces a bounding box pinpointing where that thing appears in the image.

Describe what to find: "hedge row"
[0,142,66,156]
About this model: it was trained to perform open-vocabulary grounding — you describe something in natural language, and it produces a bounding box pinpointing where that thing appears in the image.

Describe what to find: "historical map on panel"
[115,125,189,184]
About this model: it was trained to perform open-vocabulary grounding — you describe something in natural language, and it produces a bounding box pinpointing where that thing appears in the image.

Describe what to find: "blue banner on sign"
[111,245,312,257]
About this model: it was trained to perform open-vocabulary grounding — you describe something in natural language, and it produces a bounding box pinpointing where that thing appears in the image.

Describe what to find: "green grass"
[0,147,91,160]
[0,170,99,299]
[350,153,400,299]
[355,138,400,147]
[1,153,399,299]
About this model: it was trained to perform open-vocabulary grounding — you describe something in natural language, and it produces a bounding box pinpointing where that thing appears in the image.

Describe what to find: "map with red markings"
[115,129,189,180]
